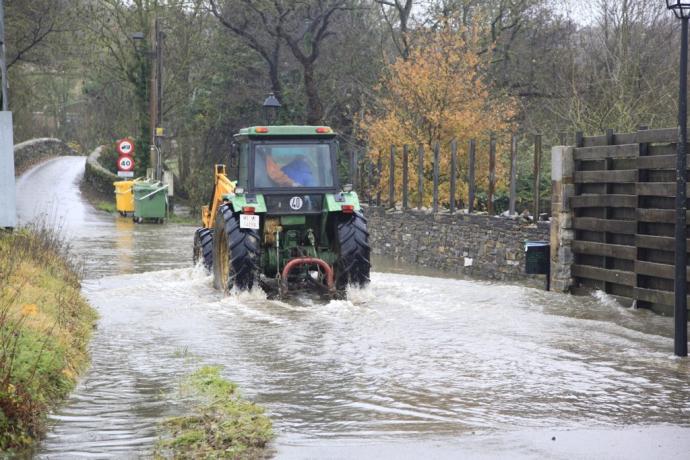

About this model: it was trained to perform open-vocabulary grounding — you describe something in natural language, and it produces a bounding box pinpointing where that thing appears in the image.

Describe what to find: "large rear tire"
[193,228,214,272]
[212,204,260,292]
[335,210,371,290]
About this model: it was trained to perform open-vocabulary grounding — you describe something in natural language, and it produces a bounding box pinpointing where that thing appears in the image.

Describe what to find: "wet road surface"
[15,157,690,459]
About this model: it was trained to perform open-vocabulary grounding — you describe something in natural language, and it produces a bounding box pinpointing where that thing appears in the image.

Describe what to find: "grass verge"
[0,224,98,451]
[95,200,117,214]
[155,366,273,459]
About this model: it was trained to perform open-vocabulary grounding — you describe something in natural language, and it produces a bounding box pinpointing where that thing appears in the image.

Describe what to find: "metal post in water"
[675,16,689,357]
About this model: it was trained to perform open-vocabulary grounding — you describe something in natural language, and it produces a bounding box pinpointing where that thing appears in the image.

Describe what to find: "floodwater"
[15,157,690,459]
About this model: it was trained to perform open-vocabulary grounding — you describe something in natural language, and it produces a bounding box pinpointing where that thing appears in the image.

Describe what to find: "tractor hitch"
[280,257,335,297]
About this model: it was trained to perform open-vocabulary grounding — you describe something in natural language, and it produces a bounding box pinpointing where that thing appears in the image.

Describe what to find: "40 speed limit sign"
[117,155,135,177]
[116,138,135,156]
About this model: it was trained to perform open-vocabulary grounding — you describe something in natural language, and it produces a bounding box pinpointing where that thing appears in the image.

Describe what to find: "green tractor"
[193,125,370,298]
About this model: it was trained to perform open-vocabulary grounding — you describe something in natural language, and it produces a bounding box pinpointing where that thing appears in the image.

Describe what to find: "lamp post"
[263,93,281,125]
[666,0,690,357]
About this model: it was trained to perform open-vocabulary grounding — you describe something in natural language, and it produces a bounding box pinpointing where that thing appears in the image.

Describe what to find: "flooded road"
[17,157,690,459]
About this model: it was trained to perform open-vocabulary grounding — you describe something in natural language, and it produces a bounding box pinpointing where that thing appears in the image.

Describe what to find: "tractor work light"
[235,187,244,194]
[341,204,354,214]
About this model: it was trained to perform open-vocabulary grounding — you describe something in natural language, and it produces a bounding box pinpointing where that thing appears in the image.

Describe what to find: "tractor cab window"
[254,143,334,188]
[238,143,250,188]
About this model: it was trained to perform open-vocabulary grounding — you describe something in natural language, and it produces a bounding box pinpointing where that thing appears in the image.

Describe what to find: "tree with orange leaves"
[362,17,517,208]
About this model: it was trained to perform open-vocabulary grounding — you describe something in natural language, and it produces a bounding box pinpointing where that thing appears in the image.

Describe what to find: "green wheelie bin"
[133,180,168,223]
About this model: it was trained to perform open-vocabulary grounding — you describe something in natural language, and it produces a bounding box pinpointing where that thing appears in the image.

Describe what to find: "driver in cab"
[258,147,315,187]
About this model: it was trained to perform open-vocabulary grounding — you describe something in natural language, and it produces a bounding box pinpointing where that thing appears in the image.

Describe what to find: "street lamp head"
[131,31,145,40]
[667,0,690,19]
[262,93,281,125]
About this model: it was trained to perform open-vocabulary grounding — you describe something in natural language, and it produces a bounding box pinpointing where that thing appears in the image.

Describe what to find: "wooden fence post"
[488,133,496,215]
[468,139,476,213]
[366,159,373,203]
[509,133,518,215]
[533,133,542,220]
[559,132,567,145]
[402,145,409,209]
[376,154,382,206]
[433,141,440,213]
[417,144,424,209]
[349,149,356,186]
[389,145,396,209]
[450,138,457,214]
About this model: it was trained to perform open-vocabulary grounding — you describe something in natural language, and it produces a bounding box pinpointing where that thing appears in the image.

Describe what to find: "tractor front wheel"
[193,228,214,272]
[212,204,260,292]
[334,210,371,291]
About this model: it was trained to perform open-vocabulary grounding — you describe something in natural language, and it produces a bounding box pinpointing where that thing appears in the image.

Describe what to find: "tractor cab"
[232,126,339,215]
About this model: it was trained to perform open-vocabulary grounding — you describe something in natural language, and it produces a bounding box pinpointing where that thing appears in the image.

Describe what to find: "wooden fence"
[569,127,688,311]
[347,133,552,217]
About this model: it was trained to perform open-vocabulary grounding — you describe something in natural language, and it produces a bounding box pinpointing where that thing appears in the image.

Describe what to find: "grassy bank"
[156,366,273,459]
[0,225,97,451]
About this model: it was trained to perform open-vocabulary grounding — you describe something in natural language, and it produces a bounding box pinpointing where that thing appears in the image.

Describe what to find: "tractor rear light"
[242,206,255,214]
[315,127,332,133]
[255,127,269,133]
[341,204,354,214]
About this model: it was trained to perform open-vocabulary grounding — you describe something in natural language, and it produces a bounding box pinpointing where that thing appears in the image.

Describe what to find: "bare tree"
[374,0,414,59]
[208,0,286,106]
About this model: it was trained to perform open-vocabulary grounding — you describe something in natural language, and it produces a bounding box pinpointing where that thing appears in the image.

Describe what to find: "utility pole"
[148,16,157,180]
[155,17,163,181]
[0,0,9,110]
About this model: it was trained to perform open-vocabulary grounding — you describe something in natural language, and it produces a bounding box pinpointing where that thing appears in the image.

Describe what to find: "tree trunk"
[303,62,322,125]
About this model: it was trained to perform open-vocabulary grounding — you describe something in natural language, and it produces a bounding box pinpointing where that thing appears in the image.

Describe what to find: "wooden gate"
[570,127,689,313]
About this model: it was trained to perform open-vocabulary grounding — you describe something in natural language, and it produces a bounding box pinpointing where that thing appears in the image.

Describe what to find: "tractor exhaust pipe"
[280,257,335,295]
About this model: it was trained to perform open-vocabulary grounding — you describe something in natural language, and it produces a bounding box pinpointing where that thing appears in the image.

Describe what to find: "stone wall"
[366,206,550,288]
[14,138,76,175]
[83,146,119,196]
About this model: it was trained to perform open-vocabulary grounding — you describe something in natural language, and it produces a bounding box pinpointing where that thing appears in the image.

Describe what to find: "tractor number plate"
[240,214,260,230]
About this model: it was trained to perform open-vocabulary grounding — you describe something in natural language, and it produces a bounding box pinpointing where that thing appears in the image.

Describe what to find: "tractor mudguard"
[222,193,267,213]
[323,191,361,212]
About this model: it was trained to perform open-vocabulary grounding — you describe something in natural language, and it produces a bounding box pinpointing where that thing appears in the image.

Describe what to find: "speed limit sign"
[116,138,135,156]
[118,155,134,172]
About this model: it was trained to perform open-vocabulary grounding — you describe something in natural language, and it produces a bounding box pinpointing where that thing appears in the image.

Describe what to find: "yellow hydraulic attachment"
[201,164,236,229]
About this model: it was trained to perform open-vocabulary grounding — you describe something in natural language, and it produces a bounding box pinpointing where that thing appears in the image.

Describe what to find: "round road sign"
[116,138,135,156]
[118,155,135,172]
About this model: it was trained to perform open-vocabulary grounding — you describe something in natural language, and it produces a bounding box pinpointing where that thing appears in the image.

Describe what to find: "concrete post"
[550,145,575,292]
[0,111,15,228]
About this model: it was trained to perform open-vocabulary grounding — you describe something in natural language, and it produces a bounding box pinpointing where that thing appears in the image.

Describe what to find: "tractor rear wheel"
[193,228,214,272]
[334,210,371,290]
[212,204,260,292]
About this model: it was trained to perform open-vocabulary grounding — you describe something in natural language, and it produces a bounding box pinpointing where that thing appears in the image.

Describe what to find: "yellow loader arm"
[201,164,236,229]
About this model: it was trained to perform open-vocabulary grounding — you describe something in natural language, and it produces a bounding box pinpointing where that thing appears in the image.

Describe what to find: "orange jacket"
[265,156,294,186]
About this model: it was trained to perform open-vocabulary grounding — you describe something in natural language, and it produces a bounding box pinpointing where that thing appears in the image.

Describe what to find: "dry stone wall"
[366,206,550,288]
